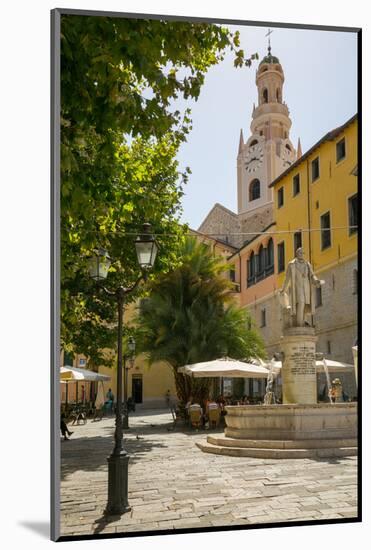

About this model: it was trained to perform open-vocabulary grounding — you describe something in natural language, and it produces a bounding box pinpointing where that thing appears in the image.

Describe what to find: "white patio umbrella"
[317,359,354,372]
[178,357,270,378]
[94,380,106,409]
[60,366,111,405]
[267,359,354,375]
[60,366,111,381]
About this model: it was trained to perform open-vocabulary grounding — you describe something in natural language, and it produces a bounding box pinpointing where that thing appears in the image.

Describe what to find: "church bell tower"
[237,40,297,214]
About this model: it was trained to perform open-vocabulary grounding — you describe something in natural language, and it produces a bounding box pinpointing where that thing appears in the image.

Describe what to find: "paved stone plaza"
[60,410,357,537]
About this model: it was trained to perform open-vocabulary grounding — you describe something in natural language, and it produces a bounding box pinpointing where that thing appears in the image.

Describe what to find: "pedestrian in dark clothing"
[61,413,74,440]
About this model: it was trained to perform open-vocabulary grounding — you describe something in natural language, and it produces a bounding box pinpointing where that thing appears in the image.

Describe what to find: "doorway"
[132,375,143,404]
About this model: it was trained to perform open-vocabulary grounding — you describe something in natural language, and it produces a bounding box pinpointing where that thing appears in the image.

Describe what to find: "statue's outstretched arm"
[281,266,290,292]
[308,262,324,287]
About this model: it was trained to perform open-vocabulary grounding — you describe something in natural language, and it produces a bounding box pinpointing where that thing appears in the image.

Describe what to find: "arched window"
[251,253,256,276]
[257,245,264,275]
[266,238,274,270]
[285,144,292,152]
[249,179,261,201]
[262,88,268,103]
[250,139,258,147]
[247,252,255,286]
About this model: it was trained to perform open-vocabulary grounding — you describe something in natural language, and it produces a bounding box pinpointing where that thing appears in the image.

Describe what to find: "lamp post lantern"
[128,335,136,355]
[87,248,111,281]
[87,224,157,516]
[135,222,158,270]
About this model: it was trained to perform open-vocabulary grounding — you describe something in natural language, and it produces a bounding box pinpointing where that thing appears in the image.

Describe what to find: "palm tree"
[136,237,265,405]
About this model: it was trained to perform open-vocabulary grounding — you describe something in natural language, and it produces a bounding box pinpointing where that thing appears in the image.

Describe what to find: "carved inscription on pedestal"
[281,333,318,404]
[287,345,316,376]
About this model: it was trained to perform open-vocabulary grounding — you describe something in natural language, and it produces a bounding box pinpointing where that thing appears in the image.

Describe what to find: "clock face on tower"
[245,144,264,174]
[281,143,294,168]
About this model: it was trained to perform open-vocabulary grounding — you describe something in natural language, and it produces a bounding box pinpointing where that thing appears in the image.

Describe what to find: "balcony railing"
[247,264,274,288]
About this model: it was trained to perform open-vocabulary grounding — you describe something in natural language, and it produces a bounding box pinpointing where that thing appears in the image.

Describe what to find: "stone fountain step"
[207,435,357,450]
[196,440,358,459]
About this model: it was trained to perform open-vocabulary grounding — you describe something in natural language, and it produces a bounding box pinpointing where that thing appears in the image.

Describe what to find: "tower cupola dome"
[259,52,280,67]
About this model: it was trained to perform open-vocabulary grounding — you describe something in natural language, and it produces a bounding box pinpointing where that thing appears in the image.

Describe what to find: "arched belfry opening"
[262,88,268,103]
[249,179,261,201]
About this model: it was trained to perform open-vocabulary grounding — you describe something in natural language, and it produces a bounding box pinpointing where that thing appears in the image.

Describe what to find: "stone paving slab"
[60,410,358,537]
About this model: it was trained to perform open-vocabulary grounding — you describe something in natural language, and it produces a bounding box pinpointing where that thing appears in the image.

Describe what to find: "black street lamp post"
[123,336,136,430]
[87,223,158,516]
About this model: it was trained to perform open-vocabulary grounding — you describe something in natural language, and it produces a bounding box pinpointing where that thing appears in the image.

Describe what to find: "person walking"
[106,388,114,414]
[61,413,74,440]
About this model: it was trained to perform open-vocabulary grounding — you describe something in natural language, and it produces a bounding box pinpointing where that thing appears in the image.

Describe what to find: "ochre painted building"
[269,114,358,368]
[61,310,177,409]
[271,114,358,286]
[227,222,283,358]
[223,114,358,397]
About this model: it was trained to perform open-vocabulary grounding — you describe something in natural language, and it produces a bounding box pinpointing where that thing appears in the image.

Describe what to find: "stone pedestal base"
[281,327,317,404]
[196,403,357,458]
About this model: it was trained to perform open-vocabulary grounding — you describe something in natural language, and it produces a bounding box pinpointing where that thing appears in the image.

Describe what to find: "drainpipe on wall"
[306,158,312,264]
[238,252,242,292]
[306,157,315,327]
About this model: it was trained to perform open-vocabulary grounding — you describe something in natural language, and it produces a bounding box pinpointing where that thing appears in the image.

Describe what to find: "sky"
[175,24,358,229]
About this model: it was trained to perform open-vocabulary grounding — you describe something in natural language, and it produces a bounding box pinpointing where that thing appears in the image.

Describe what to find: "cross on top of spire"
[265,28,273,55]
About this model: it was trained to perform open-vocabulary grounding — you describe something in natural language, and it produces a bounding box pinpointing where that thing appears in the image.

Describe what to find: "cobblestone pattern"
[60,410,358,537]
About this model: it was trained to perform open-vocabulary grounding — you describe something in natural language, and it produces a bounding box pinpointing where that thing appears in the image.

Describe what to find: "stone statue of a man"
[279,247,324,328]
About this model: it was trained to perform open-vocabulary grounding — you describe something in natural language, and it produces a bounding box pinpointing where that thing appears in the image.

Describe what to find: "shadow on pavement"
[61,433,168,481]
[60,413,225,481]
[310,455,357,465]
[92,513,134,536]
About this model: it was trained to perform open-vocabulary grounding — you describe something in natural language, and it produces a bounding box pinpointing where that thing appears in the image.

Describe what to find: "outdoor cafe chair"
[208,407,221,429]
[71,405,87,425]
[189,408,202,429]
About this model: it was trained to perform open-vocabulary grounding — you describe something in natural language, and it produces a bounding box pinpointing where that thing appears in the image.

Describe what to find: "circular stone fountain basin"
[196,403,357,459]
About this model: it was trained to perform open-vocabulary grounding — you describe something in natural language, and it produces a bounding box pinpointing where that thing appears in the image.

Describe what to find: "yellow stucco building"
[270,114,358,364]
[271,114,357,283]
